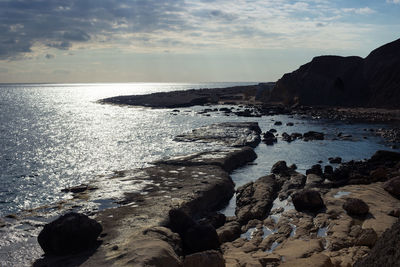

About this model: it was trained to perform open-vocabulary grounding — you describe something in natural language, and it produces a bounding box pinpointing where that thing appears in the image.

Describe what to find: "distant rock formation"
[269,38,400,108]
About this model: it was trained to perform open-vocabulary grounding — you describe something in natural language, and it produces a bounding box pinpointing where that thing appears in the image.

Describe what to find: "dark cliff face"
[270,38,400,108]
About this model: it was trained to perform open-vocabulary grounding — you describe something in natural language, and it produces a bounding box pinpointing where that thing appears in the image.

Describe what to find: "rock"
[303,131,324,141]
[37,212,102,255]
[271,161,289,175]
[174,122,262,148]
[184,250,225,267]
[383,176,400,198]
[287,122,294,126]
[354,220,400,267]
[342,198,369,216]
[217,221,241,243]
[126,239,183,267]
[324,165,333,175]
[306,164,323,176]
[280,253,333,267]
[389,208,400,218]
[370,150,400,165]
[198,212,226,229]
[168,209,220,254]
[292,190,325,212]
[291,132,303,140]
[143,226,183,256]
[273,239,323,261]
[157,147,256,173]
[268,38,400,108]
[274,121,282,126]
[306,174,324,187]
[282,132,292,142]
[268,128,277,133]
[236,175,278,223]
[355,228,378,247]
[329,157,342,164]
[263,131,277,145]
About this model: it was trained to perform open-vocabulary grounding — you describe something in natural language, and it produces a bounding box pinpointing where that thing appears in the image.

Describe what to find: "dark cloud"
[0,0,187,60]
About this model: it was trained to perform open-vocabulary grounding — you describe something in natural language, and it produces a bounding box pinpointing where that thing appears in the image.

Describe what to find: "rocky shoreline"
[20,119,398,267]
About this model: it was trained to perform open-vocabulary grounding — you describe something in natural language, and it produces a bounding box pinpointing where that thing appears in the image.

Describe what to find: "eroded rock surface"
[174,122,261,148]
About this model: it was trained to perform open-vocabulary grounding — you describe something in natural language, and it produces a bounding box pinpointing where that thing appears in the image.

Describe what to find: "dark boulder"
[292,190,324,212]
[303,131,324,141]
[37,212,102,255]
[383,177,400,199]
[263,131,277,145]
[343,198,369,216]
[274,121,282,126]
[329,157,342,164]
[271,161,289,175]
[198,212,226,229]
[282,132,292,142]
[217,221,241,243]
[167,209,220,255]
[306,164,323,176]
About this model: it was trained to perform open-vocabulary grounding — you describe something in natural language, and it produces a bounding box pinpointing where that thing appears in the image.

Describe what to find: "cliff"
[269,38,400,108]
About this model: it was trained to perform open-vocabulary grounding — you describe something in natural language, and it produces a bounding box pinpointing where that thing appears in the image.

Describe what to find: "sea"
[0,83,399,265]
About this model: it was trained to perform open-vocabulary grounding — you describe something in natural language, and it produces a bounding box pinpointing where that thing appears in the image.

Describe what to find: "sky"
[0,0,399,83]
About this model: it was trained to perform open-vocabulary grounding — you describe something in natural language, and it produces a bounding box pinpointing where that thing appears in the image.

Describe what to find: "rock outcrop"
[269,38,400,108]
[37,212,102,255]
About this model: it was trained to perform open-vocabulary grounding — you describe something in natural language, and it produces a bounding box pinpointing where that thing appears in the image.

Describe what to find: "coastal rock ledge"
[34,122,260,266]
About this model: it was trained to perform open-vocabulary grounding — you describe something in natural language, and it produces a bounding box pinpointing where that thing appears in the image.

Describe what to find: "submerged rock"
[37,212,102,255]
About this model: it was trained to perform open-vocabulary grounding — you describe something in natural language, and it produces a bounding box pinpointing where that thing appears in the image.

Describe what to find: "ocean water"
[0,83,399,266]
[0,82,257,217]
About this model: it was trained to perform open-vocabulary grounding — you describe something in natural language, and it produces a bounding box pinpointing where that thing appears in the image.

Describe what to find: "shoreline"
[1,90,400,266]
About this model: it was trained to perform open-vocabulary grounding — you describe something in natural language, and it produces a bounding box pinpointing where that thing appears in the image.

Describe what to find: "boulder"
[263,131,277,145]
[271,161,289,175]
[292,190,325,212]
[282,132,292,142]
[183,223,220,254]
[342,198,369,216]
[236,175,278,223]
[167,209,220,254]
[183,250,225,267]
[383,177,400,198]
[274,121,282,126]
[303,131,324,141]
[37,212,102,255]
[355,228,378,247]
[306,164,323,176]
[217,221,241,243]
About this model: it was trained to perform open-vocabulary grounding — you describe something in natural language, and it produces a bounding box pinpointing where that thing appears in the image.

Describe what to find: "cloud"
[387,0,400,4]
[0,0,388,60]
[342,7,375,15]
[0,67,8,73]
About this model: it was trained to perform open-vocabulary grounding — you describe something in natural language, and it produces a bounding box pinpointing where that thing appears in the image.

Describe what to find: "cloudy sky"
[0,0,399,83]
